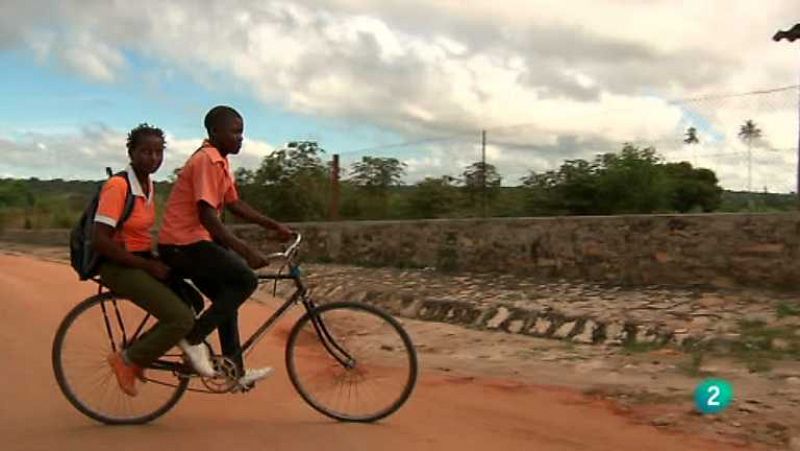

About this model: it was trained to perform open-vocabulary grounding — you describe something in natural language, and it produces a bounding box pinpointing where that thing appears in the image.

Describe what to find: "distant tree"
[683,126,700,145]
[230,167,258,218]
[684,126,700,166]
[349,156,406,218]
[349,157,406,193]
[521,159,598,215]
[662,162,723,212]
[738,119,763,192]
[406,176,460,218]
[461,162,501,214]
[595,144,670,213]
[520,144,721,215]
[0,180,34,208]
[168,167,182,183]
[251,141,329,221]
[234,167,255,185]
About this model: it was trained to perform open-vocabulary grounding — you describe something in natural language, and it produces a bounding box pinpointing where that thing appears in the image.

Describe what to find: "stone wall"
[236,213,800,289]
[0,228,70,246]
[4,212,800,289]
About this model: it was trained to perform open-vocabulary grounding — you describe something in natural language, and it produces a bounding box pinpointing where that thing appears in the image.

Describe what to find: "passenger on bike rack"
[158,105,293,390]
[95,124,198,397]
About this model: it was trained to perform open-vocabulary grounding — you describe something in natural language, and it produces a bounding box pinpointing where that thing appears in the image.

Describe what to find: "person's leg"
[99,262,195,367]
[159,242,257,368]
[167,277,205,316]
[217,312,243,371]
[186,275,243,371]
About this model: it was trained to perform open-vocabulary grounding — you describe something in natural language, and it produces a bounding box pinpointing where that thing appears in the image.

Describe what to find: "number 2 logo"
[695,379,732,414]
[707,385,721,406]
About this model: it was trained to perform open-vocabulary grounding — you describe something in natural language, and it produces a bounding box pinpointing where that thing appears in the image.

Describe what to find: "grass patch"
[727,319,800,372]
[738,352,773,373]
[737,319,797,346]
[675,321,800,375]
[738,318,767,329]
[560,340,577,350]
[622,340,663,354]
[776,302,800,318]
[677,350,707,377]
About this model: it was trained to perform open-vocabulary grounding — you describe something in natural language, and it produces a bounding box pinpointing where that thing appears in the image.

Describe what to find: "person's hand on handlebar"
[243,247,270,270]
[273,223,294,241]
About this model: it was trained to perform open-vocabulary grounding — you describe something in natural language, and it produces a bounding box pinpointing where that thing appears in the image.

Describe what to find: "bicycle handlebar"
[263,232,302,263]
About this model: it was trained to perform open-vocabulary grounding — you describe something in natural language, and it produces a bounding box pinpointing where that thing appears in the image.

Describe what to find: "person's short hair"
[126,123,165,153]
[204,106,242,134]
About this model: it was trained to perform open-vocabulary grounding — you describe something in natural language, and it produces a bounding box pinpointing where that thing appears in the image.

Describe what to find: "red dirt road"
[0,254,750,450]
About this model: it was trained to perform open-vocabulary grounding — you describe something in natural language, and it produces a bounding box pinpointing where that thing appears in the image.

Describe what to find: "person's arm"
[92,176,169,280]
[198,200,268,269]
[226,199,293,240]
[93,225,170,280]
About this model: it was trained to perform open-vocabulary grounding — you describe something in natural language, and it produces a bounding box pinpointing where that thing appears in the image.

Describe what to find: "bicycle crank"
[200,356,241,393]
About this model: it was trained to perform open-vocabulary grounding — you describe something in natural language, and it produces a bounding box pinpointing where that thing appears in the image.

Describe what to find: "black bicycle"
[52,233,418,425]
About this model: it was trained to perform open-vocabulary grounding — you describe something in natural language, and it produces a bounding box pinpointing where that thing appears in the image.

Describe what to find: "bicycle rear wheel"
[52,293,189,425]
[286,301,418,422]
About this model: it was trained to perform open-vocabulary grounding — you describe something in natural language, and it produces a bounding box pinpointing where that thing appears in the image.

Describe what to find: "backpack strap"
[112,171,136,230]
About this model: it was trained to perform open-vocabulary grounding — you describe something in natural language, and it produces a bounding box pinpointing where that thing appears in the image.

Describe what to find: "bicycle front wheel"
[52,293,189,425]
[286,301,418,422]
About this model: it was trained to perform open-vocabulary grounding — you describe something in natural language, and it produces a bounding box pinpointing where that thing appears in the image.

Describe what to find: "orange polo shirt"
[158,142,239,245]
[94,168,156,252]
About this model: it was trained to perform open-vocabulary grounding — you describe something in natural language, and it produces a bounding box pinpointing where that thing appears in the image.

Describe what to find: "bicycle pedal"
[231,383,254,394]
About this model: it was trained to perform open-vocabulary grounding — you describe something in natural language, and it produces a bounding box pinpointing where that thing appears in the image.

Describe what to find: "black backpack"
[69,168,135,280]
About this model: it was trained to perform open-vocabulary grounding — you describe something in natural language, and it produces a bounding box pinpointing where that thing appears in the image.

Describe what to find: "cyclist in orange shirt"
[159,106,292,389]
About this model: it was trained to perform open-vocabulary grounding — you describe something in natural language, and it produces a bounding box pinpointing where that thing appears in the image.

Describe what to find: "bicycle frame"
[95,259,356,379]
[242,266,356,369]
[239,266,309,357]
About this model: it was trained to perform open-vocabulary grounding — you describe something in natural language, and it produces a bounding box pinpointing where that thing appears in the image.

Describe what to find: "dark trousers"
[158,241,258,371]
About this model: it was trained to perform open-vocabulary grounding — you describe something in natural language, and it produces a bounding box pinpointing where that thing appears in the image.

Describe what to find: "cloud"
[0,0,55,50]
[4,1,746,127]
[0,126,276,180]
[0,0,797,191]
[27,31,126,83]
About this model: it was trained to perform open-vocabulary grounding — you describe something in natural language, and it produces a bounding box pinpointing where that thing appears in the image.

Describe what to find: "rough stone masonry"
[235,212,800,290]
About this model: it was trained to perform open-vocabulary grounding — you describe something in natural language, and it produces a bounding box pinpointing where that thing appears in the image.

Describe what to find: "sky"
[1,0,798,191]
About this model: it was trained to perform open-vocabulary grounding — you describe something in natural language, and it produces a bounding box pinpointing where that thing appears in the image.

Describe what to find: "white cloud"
[0,0,798,191]
[59,36,125,83]
[24,29,126,83]
[0,127,276,181]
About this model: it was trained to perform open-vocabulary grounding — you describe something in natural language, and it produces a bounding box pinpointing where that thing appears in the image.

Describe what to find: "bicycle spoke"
[287,302,417,422]
[53,294,188,424]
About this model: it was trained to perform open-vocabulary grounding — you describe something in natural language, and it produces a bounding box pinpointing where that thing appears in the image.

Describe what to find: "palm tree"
[684,127,699,166]
[738,119,763,192]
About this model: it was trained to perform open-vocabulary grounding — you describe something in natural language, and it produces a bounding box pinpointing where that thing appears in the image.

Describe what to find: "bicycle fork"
[306,302,357,370]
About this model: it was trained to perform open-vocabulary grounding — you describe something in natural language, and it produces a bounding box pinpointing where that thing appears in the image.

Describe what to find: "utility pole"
[329,154,340,221]
[773,23,800,205]
[481,129,487,217]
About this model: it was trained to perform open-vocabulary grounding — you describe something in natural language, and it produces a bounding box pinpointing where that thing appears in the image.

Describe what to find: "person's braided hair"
[126,123,165,154]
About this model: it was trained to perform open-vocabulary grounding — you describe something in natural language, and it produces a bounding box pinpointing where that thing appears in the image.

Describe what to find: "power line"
[338,131,476,156]
[671,84,800,103]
